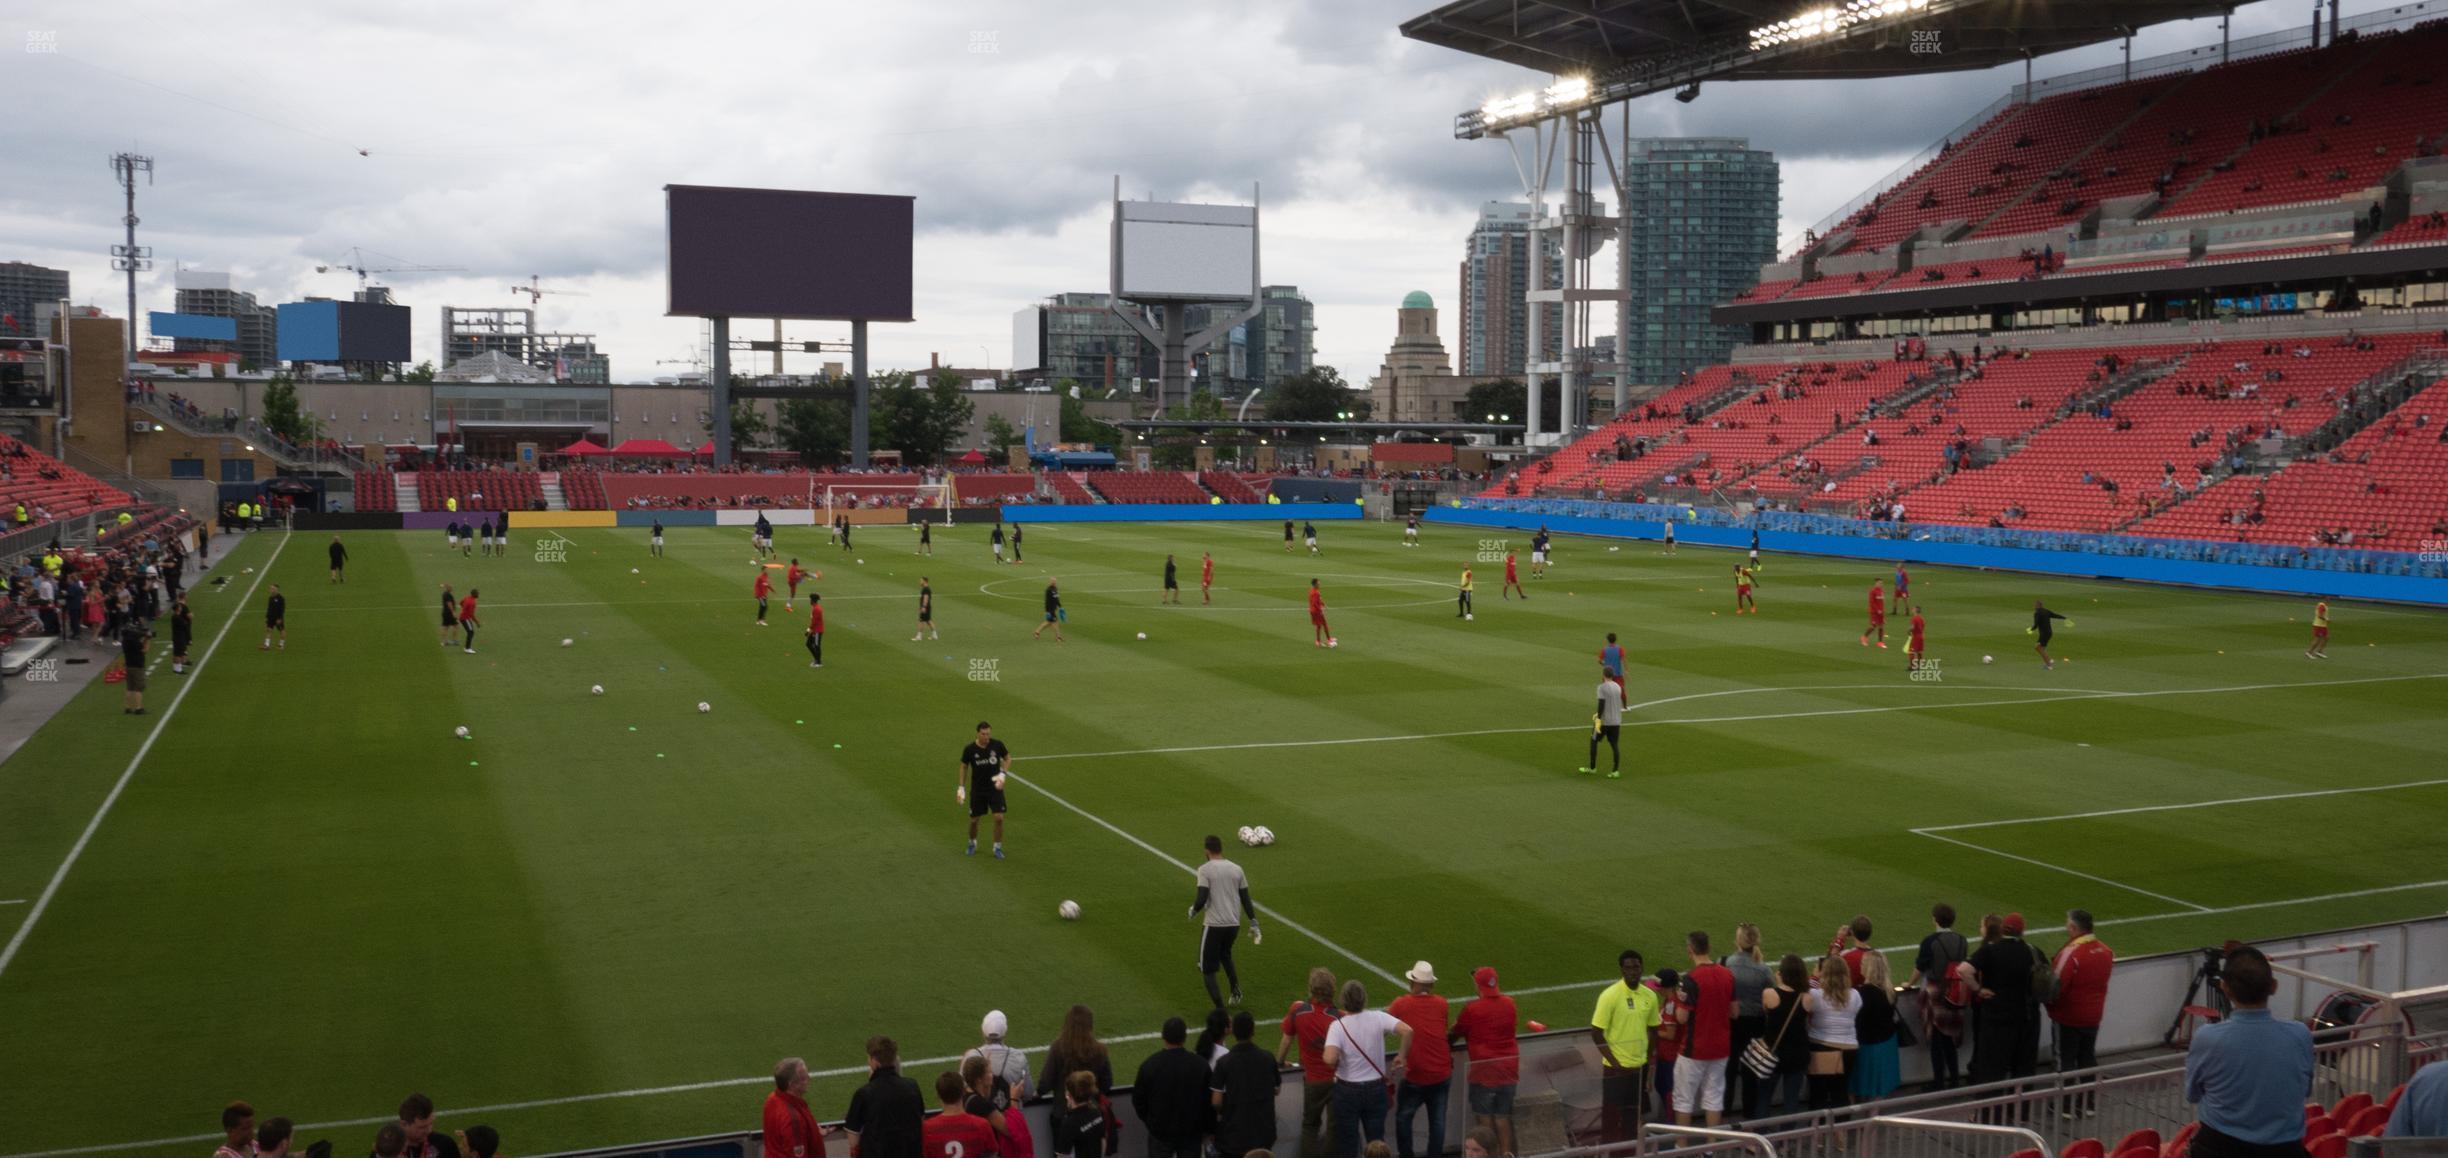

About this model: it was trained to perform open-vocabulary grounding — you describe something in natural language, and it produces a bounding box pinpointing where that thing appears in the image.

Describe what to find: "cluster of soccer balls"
[1236,825,1277,847]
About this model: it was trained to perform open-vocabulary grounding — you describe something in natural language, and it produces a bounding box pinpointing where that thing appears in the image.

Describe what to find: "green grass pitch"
[2,518,2445,1155]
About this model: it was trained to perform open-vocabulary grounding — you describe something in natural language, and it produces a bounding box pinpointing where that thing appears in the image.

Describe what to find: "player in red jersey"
[753,566,774,626]
[805,595,825,668]
[1733,564,1758,615]
[785,559,810,611]
[923,1071,999,1158]
[1905,606,1926,672]
[458,589,481,653]
[2307,600,2330,658]
[1308,579,1333,647]
[1201,551,1215,605]
[1861,579,1887,648]
[1502,551,1528,600]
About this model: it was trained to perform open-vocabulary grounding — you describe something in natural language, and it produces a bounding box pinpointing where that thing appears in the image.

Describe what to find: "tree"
[260,374,308,443]
[776,395,851,466]
[729,400,771,448]
[1459,378,1527,423]
[1059,392,1119,445]
[984,413,1023,457]
[1264,365,1360,422]
[401,360,437,384]
[1153,389,1230,468]
[917,373,977,465]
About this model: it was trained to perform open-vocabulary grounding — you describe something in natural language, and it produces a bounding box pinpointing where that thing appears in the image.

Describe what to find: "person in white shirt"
[1322,980,1416,1158]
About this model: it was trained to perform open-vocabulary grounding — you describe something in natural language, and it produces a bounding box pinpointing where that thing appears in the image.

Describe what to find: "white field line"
[1911,830,2211,912]
[0,533,290,984]
[1915,778,2448,833]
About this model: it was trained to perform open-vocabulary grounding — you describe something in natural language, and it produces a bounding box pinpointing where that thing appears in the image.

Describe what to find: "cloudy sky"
[1,0,2366,384]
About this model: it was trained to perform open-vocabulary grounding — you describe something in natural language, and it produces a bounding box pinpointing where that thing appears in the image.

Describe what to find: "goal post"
[818,480,954,526]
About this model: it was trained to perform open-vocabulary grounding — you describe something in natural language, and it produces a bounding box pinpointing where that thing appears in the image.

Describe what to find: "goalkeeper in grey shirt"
[1583,665,1625,778]
[1192,835,1261,1010]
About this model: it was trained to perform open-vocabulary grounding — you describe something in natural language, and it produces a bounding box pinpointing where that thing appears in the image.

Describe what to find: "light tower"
[109,152,154,360]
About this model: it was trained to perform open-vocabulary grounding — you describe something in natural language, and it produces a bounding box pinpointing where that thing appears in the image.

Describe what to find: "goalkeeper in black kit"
[2030,600,2071,670]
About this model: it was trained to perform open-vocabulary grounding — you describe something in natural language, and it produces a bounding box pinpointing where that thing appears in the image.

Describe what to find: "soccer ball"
[697,701,711,713]
[1465,613,1474,621]
[631,567,640,574]
[453,726,469,739]
[561,638,573,648]
[1136,631,1148,640]
[1254,826,1275,846]
[1238,825,1257,845]
[1982,655,1994,664]
[591,684,604,696]
[1059,900,1081,921]
[1327,638,1339,648]
[857,558,865,564]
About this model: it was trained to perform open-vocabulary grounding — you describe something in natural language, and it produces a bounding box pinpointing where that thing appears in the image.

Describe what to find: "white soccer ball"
[1059,900,1081,921]
[1983,655,1995,665]
[631,567,640,574]
[857,558,865,564]
[1255,826,1275,846]
[561,638,573,648]
[1465,613,1474,621]
[453,725,469,739]
[697,701,711,713]
[591,684,604,696]
[1238,825,1257,845]
[1137,631,1148,640]
[1327,638,1339,648]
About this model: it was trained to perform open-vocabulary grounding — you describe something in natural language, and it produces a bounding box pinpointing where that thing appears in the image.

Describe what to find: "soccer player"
[328,536,348,583]
[2307,600,2330,658]
[754,510,775,559]
[805,594,825,668]
[1283,519,1295,552]
[462,519,476,558]
[1457,563,1474,619]
[1894,562,1911,603]
[924,1072,996,1158]
[1905,605,1927,673]
[1531,528,1551,577]
[959,720,1010,857]
[168,595,193,675]
[1583,665,1625,778]
[1599,632,1626,692]
[1162,554,1181,604]
[1191,834,1259,1008]
[1502,550,1527,600]
[459,588,481,653]
[914,578,938,641]
[438,583,457,646]
[1404,514,1421,547]
[2029,600,2069,669]
[1733,564,1758,615]
[1307,579,1333,647]
[754,566,773,626]
[1303,521,1317,555]
[991,522,1006,563]
[1009,523,1022,563]
[1749,524,1762,571]
[1862,579,1888,648]
[649,518,665,557]
[1032,578,1065,643]
[785,558,809,611]
[837,516,853,555]
[445,519,460,554]
[478,516,495,558]
[1200,552,1215,606]
[1662,519,1676,555]
[261,584,285,651]
[918,520,932,557]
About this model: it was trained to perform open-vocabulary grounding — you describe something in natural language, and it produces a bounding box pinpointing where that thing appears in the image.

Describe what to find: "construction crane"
[509,274,588,305]
[316,247,463,291]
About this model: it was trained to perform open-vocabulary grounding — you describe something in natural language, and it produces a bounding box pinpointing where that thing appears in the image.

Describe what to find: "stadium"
[4,3,2448,1158]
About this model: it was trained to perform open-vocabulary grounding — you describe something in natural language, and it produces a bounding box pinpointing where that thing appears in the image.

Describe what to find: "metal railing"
[128,395,370,472]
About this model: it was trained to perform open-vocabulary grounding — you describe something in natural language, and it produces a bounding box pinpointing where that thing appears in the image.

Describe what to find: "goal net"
[817,480,955,526]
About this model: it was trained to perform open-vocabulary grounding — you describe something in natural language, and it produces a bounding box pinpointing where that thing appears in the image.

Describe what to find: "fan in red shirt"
[458,589,480,653]
[1278,968,1342,1156]
[1307,579,1333,647]
[1675,932,1735,1126]
[1906,606,1926,671]
[786,559,810,611]
[1453,967,1520,1158]
[764,1059,825,1158]
[1201,552,1215,606]
[1861,580,1887,648]
[754,567,774,626]
[923,1072,998,1158]
[1387,962,1454,1158]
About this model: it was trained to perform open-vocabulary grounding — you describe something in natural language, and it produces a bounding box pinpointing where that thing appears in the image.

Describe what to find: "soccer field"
[3,518,2446,1156]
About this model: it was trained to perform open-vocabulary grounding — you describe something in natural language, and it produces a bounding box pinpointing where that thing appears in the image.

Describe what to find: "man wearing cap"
[1453,968,1520,1158]
[765,1058,825,1158]
[1387,962,1454,1158]
[966,1011,1035,1105]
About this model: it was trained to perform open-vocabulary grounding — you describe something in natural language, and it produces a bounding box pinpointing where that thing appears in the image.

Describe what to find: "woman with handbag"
[1750,955,1813,1119]
[1803,955,1861,1110]
[1852,953,1903,1103]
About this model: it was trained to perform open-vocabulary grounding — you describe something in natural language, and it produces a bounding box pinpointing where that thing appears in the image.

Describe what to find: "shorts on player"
[1868,613,1885,626]
[1468,1084,1518,1116]
[651,535,664,547]
[1044,610,1059,623]
[1671,1057,1726,1114]
[265,617,284,630]
[125,667,148,693]
[2035,631,2054,647]
[2313,626,2328,638]
[442,612,457,628]
[919,609,933,622]
[1310,613,1328,628]
[1198,923,1241,973]
[968,786,1007,817]
[1164,579,1179,590]
[1305,536,1317,547]
[1532,550,1547,564]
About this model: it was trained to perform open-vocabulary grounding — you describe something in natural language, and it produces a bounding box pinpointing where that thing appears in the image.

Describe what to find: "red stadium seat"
[2344,1104,2391,1138]
[2310,1135,2348,1158]
[2062,1138,2106,1158]
[2114,1129,2161,1157]
[2332,1092,2373,1123]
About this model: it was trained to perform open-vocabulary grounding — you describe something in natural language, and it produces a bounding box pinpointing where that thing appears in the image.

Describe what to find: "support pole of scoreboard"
[710,316,732,466]
[851,318,871,469]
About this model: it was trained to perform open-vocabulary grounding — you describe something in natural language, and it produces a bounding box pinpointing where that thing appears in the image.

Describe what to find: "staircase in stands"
[540,476,567,511]
[396,475,422,513]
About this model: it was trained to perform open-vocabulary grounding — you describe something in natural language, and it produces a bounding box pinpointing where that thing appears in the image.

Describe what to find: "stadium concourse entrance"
[454,423,595,462]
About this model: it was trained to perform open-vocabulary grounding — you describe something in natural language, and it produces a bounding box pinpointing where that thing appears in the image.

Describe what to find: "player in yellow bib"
[1457,566,1474,619]
[2307,600,2330,659]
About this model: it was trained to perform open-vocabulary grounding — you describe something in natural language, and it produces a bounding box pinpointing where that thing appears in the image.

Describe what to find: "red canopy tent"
[609,438,689,457]
[555,437,613,456]
[956,449,990,465]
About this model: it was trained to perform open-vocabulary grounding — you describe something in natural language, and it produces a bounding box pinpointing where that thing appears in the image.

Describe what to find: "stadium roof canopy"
[1404,0,2238,137]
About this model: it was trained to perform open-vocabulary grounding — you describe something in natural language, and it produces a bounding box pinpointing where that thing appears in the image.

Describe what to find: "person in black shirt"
[438,583,458,647]
[838,516,853,553]
[1052,1071,1108,1158]
[914,579,937,641]
[1010,523,1023,563]
[2029,601,2070,669]
[959,721,1011,858]
[1909,904,1970,1089]
[1133,1018,1212,1158]
[844,1036,923,1158]
[1965,913,2038,1087]
[1284,519,1295,551]
[1033,577,1065,643]
[754,510,774,559]
[1211,1011,1281,1157]
[1162,555,1180,604]
[120,619,150,715]
[329,536,348,583]
[1302,521,1318,555]
[261,584,285,651]
[168,596,194,675]
[918,520,932,557]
